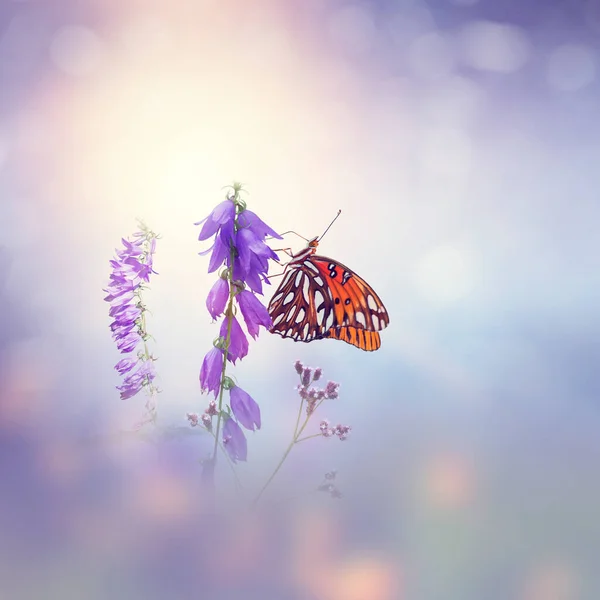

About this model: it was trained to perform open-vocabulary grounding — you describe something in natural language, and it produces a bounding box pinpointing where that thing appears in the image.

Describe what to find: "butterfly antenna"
[317,209,342,242]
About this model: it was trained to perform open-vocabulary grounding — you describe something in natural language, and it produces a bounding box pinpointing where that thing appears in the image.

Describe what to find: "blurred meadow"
[1,0,600,598]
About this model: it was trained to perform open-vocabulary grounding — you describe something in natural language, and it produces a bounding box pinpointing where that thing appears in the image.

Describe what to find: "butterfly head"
[307,237,319,253]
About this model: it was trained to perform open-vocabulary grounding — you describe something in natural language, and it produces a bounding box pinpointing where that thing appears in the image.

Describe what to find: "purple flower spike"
[187,413,200,427]
[195,199,236,241]
[105,222,159,403]
[230,385,261,431]
[223,418,247,463]
[200,346,224,397]
[324,381,340,399]
[236,290,272,338]
[195,187,282,463]
[206,278,229,319]
[301,367,312,387]
[219,315,248,364]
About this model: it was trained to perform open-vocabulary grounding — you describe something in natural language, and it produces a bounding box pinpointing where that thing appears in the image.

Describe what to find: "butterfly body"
[268,238,389,351]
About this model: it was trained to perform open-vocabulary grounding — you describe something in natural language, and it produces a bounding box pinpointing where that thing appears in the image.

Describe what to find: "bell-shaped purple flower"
[236,228,278,274]
[116,331,141,353]
[230,385,261,431]
[223,417,247,463]
[202,233,231,273]
[236,290,272,339]
[200,346,224,397]
[206,278,229,319]
[195,199,236,241]
[117,359,156,400]
[115,356,138,375]
[237,209,282,240]
[233,255,261,295]
[219,315,248,364]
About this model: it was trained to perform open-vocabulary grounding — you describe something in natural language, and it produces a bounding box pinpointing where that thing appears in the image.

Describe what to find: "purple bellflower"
[219,315,248,364]
[206,277,229,320]
[104,221,159,408]
[200,346,224,397]
[236,290,272,339]
[230,385,261,431]
[223,417,247,463]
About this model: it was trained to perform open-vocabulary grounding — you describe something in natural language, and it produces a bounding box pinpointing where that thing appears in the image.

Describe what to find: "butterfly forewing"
[268,254,389,351]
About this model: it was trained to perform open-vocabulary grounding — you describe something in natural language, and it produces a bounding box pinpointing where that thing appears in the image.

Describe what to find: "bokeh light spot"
[546,44,595,92]
[420,75,483,126]
[420,127,472,179]
[50,25,104,76]
[584,0,600,34]
[328,5,377,55]
[460,21,531,73]
[407,32,455,80]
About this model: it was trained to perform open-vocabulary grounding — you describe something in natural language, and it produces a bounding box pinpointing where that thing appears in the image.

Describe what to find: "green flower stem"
[211,271,236,468]
[293,396,304,437]
[138,239,159,424]
[210,189,243,470]
[294,433,322,444]
[252,397,325,506]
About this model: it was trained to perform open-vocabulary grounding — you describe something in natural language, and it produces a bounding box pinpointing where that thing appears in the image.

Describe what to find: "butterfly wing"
[268,264,331,343]
[325,327,382,351]
[268,255,389,351]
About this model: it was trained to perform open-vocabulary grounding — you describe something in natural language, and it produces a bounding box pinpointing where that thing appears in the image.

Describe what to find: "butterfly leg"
[265,271,287,280]
[266,257,291,280]
[270,247,294,256]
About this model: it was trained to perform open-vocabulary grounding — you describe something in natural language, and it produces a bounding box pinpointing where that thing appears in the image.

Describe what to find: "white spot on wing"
[302,276,311,302]
[314,290,325,310]
[283,292,295,305]
[313,275,324,286]
[356,311,366,327]
[273,313,285,326]
[324,312,334,330]
[367,295,378,310]
[372,314,380,330]
[294,271,304,287]
[294,308,306,324]
[302,323,309,338]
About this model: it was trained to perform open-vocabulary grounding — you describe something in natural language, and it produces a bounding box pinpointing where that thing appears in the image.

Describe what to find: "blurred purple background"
[1,0,599,598]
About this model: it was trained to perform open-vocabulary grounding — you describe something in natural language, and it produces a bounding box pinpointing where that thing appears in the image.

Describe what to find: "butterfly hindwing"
[325,327,382,351]
[268,264,335,342]
[268,254,389,351]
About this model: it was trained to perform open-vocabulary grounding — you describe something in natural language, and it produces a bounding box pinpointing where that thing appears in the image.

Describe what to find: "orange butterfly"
[267,212,389,351]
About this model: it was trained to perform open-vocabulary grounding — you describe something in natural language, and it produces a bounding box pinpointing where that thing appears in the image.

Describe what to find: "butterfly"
[267,215,389,351]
